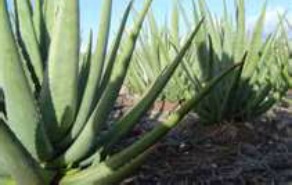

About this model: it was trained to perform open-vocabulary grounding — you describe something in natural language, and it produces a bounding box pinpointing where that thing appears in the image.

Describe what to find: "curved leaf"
[60,148,152,185]
[0,118,45,185]
[0,0,52,160]
[14,0,44,83]
[52,0,153,166]
[72,0,112,139]
[102,19,204,150]
[40,0,80,142]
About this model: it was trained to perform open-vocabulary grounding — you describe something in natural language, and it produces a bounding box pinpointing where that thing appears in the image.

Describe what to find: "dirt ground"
[115,90,292,185]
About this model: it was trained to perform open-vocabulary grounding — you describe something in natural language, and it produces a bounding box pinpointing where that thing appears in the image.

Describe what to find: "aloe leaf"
[206,35,215,80]
[62,63,242,184]
[43,0,56,42]
[72,0,112,139]
[33,0,43,44]
[104,63,242,169]
[181,60,203,92]
[253,97,277,117]
[0,0,52,160]
[60,148,153,185]
[52,0,153,166]
[33,0,47,63]
[57,0,133,150]
[191,0,201,25]
[192,3,210,82]
[12,1,38,94]
[127,67,148,95]
[0,88,4,115]
[0,164,9,179]
[140,29,159,70]
[0,118,45,185]
[37,0,56,63]
[0,177,15,185]
[250,34,274,83]
[77,31,93,109]
[148,10,159,40]
[168,43,190,99]
[220,53,247,119]
[233,0,246,61]
[40,0,79,143]
[100,19,204,152]
[203,2,221,57]
[205,36,222,121]
[146,10,162,76]
[134,31,158,78]
[99,0,133,96]
[221,0,233,58]
[246,83,272,116]
[171,0,179,46]
[222,0,229,24]
[242,0,267,79]
[13,0,44,84]
[133,51,155,85]
[165,40,197,100]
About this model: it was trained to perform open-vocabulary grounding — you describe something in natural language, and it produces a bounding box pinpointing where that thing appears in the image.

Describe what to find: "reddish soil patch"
[117,93,181,113]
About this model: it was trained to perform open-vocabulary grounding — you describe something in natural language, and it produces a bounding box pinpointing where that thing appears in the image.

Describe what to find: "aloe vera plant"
[126,0,195,102]
[127,0,290,124]
[0,0,240,184]
[188,0,290,124]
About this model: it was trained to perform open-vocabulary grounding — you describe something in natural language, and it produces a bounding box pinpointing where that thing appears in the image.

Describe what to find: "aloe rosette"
[126,0,290,124]
[188,0,290,124]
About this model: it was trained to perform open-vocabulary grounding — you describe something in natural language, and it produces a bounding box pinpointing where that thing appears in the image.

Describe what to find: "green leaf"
[51,0,153,166]
[101,19,204,151]
[0,0,52,160]
[57,0,133,151]
[40,0,80,143]
[106,63,242,169]
[33,0,44,45]
[43,0,57,43]
[0,177,15,185]
[13,0,44,84]
[242,0,267,79]
[219,53,247,119]
[77,31,93,109]
[33,0,47,63]
[171,0,180,46]
[60,148,153,185]
[62,62,242,185]
[0,118,45,185]
[233,0,246,61]
[71,0,113,143]
[99,0,134,98]
[0,88,4,115]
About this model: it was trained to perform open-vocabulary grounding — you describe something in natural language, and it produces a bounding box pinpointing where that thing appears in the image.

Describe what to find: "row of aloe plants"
[126,1,196,102]
[0,0,242,184]
[126,0,291,124]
